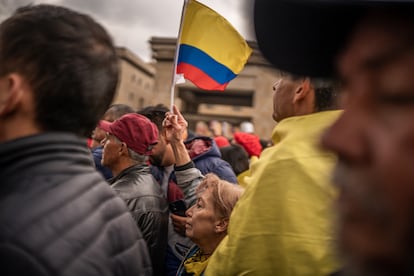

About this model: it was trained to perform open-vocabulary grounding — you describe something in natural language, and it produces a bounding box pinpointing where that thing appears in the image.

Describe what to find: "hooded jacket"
[184,136,237,184]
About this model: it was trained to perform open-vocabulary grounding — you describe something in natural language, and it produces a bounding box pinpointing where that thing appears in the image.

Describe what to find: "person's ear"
[215,218,229,234]
[0,73,26,116]
[293,78,312,104]
[119,142,129,156]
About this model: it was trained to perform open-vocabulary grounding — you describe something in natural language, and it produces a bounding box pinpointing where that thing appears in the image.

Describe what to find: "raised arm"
[163,105,191,166]
[163,105,203,208]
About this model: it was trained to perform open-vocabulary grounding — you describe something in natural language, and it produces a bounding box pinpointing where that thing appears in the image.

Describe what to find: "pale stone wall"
[113,38,281,139]
[113,48,155,110]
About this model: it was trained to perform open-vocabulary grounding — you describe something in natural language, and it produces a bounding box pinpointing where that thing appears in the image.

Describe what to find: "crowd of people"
[1,1,414,276]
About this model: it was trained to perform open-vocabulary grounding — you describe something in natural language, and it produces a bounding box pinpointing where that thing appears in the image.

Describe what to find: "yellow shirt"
[205,111,342,276]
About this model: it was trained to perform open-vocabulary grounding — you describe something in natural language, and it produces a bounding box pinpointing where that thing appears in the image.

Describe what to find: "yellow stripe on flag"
[180,0,252,74]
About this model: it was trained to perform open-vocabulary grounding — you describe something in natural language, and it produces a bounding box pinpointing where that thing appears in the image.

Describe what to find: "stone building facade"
[113,37,281,140]
[114,47,156,109]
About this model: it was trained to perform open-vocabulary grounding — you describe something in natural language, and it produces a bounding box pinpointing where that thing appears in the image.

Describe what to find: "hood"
[184,136,221,160]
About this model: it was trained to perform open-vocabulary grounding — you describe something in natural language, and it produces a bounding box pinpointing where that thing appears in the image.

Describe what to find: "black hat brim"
[254,0,413,78]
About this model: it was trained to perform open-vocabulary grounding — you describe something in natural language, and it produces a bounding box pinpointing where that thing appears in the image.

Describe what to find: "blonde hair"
[196,173,244,219]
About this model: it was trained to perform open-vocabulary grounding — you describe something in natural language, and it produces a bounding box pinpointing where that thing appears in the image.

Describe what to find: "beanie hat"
[99,113,158,155]
[233,132,262,157]
[214,136,231,148]
[240,121,255,133]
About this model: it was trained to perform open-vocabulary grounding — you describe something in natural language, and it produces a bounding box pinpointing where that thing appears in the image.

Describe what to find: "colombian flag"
[177,0,252,91]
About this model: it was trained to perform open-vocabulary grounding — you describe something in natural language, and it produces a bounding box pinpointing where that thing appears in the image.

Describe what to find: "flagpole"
[169,0,189,111]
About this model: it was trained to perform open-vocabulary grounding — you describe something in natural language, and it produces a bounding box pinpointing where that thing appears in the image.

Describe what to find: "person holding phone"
[163,105,244,276]
[169,199,187,217]
[139,104,239,276]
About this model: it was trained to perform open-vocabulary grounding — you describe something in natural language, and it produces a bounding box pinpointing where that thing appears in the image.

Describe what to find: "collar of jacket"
[109,163,150,184]
[0,132,93,180]
[271,110,342,145]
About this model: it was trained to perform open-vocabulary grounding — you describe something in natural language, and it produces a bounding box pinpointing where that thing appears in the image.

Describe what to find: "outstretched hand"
[162,105,188,144]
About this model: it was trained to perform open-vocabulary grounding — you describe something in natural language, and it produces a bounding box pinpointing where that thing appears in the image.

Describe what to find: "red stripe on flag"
[177,62,228,91]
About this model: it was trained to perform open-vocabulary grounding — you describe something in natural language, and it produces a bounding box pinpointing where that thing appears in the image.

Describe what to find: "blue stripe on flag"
[178,44,237,85]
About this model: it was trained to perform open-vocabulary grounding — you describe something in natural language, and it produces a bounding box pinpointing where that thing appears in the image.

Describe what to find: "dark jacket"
[0,133,152,276]
[184,136,238,184]
[110,164,169,276]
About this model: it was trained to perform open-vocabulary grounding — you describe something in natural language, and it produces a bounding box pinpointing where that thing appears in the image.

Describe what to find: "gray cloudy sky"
[0,0,254,62]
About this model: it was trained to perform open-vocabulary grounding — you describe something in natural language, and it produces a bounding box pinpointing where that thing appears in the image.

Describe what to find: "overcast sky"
[0,0,254,62]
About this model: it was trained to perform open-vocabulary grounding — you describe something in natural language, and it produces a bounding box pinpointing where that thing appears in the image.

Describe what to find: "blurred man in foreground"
[253,0,414,275]
[0,5,151,275]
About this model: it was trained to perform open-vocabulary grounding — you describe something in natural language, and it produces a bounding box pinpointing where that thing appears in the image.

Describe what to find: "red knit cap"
[233,132,262,157]
[214,136,230,148]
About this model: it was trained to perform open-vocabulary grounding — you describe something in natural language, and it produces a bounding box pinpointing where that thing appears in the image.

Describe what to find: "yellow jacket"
[205,111,341,276]
[237,156,258,188]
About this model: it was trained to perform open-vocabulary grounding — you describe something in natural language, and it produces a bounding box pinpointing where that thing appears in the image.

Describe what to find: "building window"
[139,97,144,109]
[129,92,135,101]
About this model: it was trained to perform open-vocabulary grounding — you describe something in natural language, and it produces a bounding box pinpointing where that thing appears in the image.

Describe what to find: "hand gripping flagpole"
[169,0,189,111]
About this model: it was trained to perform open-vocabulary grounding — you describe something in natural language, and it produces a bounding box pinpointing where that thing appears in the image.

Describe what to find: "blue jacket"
[184,136,237,184]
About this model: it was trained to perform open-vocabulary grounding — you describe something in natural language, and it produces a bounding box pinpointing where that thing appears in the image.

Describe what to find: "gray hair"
[127,148,147,163]
[113,136,147,164]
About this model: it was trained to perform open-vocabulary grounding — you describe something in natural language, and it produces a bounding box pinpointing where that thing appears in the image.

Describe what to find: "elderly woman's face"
[185,187,220,244]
